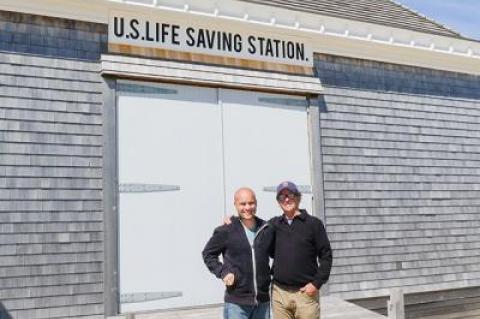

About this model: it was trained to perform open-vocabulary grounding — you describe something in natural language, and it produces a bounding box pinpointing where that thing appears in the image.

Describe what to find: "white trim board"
[101,54,323,94]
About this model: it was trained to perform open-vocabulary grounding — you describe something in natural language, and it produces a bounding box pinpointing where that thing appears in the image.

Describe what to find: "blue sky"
[395,0,480,40]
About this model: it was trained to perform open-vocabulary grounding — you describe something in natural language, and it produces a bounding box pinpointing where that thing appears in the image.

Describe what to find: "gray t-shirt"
[242,222,258,246]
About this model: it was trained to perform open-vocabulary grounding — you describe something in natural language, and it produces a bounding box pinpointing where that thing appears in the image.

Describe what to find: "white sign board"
[109,11,313,67]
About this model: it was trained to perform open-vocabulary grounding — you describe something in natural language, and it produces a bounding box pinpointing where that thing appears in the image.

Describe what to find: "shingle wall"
[0,10,106,60]
[0,11,106,319]
[315,54,480,299]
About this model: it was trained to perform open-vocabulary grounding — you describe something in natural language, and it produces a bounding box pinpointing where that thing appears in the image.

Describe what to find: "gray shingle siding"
[0,11,107,60]
[0,11,106,319]
[315,55,480,99]
[315,54,480,298]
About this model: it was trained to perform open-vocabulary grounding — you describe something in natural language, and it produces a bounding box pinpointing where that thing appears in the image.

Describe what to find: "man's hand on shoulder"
[223,215,234,225]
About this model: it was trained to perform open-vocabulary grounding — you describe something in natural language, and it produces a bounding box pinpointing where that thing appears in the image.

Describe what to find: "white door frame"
[101,55,326,316]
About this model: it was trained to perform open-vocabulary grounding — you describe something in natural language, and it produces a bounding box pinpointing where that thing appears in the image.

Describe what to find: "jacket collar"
[281,209,307,223]
[232,215,266,228]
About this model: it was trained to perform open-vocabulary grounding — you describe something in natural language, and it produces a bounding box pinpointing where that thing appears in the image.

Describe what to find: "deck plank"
[108,296,387,319]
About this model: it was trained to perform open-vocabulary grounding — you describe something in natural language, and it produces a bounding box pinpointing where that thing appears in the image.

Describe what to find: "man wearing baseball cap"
[270,181,332,319]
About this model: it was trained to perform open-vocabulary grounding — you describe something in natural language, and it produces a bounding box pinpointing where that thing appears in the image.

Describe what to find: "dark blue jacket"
[202,217,275,305]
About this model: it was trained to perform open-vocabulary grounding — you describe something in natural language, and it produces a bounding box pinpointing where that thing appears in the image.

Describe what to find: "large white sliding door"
[118,82,225,312]
[117,82,312,313]
[221,89,313,220]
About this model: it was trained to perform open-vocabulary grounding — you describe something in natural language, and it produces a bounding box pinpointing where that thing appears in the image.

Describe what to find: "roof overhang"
[1,0,479,75]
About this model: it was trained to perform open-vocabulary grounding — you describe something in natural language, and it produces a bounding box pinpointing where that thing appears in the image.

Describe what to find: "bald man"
[202,188,275,319]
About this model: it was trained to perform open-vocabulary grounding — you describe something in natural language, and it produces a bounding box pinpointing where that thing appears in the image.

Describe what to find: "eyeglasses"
[277,193,297,202]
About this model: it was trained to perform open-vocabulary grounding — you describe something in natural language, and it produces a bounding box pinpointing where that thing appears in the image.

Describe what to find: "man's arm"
[266,220,277,258]
[312,219,333,289]
[202,227,230,279]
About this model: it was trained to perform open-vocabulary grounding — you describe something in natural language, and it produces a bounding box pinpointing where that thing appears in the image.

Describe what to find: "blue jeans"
[224,302,270,319]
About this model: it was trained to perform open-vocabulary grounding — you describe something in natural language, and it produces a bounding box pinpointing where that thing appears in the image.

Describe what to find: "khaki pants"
[271,284,320,319]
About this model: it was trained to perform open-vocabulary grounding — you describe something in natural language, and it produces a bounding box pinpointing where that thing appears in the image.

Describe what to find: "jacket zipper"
[251,223,268,305]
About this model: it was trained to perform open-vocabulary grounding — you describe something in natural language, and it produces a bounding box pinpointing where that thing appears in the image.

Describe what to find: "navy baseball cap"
[276,181,300,197]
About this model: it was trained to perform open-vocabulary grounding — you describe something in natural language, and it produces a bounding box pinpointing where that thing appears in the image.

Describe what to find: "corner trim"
[308,95,329,295]
[102,76,120,316]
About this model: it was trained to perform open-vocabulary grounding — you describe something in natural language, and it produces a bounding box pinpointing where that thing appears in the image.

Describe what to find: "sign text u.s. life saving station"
[109,12,313,67]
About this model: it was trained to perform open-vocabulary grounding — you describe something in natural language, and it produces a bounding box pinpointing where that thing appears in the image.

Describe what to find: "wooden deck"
[109,296,387,319]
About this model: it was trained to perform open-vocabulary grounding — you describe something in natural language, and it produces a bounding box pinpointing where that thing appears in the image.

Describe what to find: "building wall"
[0,11,107,319]
[315,54,480,299]
[2,6,480,318]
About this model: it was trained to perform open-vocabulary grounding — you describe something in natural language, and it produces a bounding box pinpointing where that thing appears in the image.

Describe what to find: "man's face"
[277,189,300,214]
[234,189,257,221]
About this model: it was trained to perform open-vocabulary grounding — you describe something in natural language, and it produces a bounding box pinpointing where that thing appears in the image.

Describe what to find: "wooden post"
[388,288,405,319]
[125,313,135,319]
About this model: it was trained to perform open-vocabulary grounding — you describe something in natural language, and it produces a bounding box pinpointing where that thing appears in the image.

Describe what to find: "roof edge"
[0,0,479,75]
[388,0,464,39]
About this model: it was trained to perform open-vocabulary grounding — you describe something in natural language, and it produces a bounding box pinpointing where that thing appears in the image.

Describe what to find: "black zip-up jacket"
[202,217,275,305]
